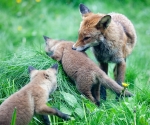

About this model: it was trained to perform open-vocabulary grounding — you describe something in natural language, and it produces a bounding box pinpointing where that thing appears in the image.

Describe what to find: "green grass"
[11,107,17,125]
[0,0,150,125]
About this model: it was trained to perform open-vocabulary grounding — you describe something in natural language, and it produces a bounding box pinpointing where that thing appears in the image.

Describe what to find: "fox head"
[28,64,58,92]
[44,36,60,56]
[72,4,111,51]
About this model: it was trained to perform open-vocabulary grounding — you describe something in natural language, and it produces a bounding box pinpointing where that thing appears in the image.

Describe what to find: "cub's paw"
[62,113,71,121]
[54,108,71,121]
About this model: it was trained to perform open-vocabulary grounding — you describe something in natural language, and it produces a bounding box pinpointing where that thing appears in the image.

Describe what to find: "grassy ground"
[0,0,150,125]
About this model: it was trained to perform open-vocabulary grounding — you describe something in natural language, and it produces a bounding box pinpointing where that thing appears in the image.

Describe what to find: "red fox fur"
[72,4,136,99]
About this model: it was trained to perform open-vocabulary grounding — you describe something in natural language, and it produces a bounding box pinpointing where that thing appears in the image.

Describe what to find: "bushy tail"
[98,72,133,97]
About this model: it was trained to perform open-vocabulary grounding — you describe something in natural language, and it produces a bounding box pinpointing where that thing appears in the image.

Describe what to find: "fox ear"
[28,66,38,80]
[79,4,91,17]
[43,36,51,45]
[96,15,111,29]
[28,66,36,74]
[51,63,58,70]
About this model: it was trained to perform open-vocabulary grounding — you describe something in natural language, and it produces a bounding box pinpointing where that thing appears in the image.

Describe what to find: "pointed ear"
[96,15,111,29]
[43,36,51,45]
[28,66,36,74]
[51,63,58,70]
[79,4,91,17]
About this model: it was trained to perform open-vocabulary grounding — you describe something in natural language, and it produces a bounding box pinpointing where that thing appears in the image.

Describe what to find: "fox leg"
[114,60,126,86]
[114,60,126,99]
[99,62,108,100]
[91,83,100,106]
[100,62,108,74]
[83,92,99,106]
[41,115,50,125]
[77,86,98,106]
[36,105,70,121]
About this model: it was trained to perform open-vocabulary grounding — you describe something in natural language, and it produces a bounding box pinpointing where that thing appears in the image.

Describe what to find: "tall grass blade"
[11,107,17,125]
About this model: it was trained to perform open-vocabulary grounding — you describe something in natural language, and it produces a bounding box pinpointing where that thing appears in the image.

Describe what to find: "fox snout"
[72,45,76,50]
[72,40,99,52]
[72,43,90,52]
[72,41,86,51]
[72,43,80,51]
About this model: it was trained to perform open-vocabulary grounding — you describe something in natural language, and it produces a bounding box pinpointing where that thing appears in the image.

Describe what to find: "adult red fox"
[44,36,133,106]
[72,4,136,100]
[0,64,70,125]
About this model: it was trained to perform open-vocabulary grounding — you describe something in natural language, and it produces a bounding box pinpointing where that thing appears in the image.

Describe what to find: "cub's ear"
[96,15,111,29]
[79,4,91,17]
[43,36,51,44]
[28,66,36,74]
[51,63,58,70]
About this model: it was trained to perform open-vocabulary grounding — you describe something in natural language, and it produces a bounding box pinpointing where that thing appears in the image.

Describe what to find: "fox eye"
[84,37,90,41]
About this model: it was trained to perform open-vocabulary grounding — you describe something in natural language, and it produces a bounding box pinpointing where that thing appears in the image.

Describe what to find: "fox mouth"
[80,46,90,52]
[72,46,90,52]
[72,41,99,52]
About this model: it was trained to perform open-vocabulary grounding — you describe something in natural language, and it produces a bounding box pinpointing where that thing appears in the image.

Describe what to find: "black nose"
[72,47,76,50]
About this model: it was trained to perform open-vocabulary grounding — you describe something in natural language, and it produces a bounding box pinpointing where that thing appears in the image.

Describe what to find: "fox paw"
[54,108,71,121]
[62,114,71,121]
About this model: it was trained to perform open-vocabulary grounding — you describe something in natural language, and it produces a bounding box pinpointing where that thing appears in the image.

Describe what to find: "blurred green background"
[0,0,150,124]
[0,0,150,71]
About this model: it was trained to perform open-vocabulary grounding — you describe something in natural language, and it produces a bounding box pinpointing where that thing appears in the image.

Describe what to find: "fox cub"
[44,36,133,106]
[72,4,137,100]
[0,64,70,125]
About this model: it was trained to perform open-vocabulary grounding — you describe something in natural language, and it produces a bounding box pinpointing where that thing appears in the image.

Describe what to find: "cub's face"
[28,64,58,92]
[44,36,59,56]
